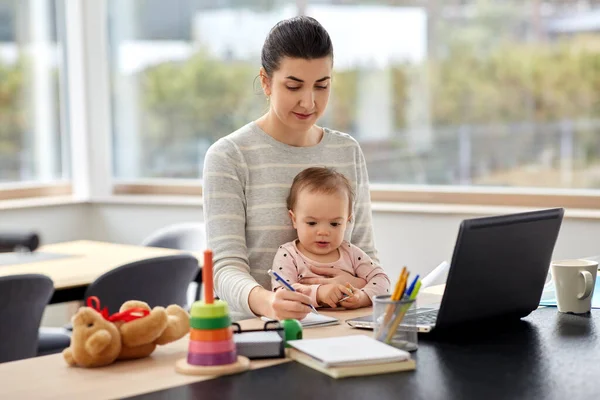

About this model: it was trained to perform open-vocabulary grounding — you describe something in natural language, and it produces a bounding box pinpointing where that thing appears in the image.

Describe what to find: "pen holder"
[373,295,418,352]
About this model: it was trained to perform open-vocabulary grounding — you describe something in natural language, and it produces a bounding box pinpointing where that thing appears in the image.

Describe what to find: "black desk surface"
[126,308,600,400]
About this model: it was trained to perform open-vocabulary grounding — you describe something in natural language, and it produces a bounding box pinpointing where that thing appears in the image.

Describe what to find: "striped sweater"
[202,121,379,320]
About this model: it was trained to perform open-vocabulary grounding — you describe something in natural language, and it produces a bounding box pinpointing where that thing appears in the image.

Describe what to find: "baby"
[271,166,390,309]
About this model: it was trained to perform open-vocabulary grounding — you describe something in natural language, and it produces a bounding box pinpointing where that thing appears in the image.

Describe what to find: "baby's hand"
[340,289,370,309]
[317,284,353,308]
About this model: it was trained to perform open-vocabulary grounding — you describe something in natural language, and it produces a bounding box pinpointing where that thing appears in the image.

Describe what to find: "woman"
[203,16,380,321]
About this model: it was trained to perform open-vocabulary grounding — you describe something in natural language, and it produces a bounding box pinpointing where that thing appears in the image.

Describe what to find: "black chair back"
[0,274,54,363]
[84,254,199,314]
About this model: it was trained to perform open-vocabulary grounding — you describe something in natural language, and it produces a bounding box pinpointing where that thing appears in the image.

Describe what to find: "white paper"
[261,313,339,328]
[288,334,410,367]
[421,261,450,288]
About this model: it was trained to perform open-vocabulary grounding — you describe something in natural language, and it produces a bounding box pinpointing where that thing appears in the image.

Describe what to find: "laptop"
[346,208,564,333]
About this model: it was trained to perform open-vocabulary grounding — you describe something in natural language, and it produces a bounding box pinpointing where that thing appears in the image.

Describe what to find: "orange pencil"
[203,249,214,304]
[396,270,409,300]
[391,267,407,300]
[382,267,408,329]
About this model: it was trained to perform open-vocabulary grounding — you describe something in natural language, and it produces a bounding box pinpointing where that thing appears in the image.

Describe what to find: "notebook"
[261,313,340,328]
[288,335,416,378]
[539,278,600,309]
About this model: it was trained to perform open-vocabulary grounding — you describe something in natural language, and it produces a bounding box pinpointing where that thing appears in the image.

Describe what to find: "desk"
[0,240,201,303]
[2,288,600,399]
[0,307,372,400]
[128,308,600,400]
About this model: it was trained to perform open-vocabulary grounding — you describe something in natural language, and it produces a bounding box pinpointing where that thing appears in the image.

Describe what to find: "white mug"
[551,259,598,314]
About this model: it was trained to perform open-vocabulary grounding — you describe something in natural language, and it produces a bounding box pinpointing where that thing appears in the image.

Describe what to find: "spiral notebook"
[288,335,415,378]
[261,313,340,328]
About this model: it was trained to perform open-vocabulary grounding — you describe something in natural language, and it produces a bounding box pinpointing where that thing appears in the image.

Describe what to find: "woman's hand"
[299,265,367,289]
[317,284,353,308]
[268,287,313,321]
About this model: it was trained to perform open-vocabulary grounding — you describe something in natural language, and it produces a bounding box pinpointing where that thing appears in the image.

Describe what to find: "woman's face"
[262,56,332,131]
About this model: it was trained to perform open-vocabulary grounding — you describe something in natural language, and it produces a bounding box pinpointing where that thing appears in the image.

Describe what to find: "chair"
[141,222,206,303]
[0,274,54,363]
[84,254,199,314]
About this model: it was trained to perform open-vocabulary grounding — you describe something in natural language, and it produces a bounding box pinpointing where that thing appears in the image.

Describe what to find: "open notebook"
[262,313,339,328]
[288,335,415,378]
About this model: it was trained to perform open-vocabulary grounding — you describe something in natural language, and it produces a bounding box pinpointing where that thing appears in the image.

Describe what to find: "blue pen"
[403,274,420,299]
[268,269,319,314]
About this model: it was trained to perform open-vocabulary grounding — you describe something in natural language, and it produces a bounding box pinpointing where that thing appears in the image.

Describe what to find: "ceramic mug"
[551,259,598,314]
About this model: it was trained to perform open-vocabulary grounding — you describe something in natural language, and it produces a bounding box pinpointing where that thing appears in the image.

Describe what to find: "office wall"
[0,203,90,244]
[88,203,600,282]
[4,201,599,326]
[3,202,598,281]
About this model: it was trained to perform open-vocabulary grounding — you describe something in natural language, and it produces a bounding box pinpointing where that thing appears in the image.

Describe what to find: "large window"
[108,0,600,195]
[0,0,68,186]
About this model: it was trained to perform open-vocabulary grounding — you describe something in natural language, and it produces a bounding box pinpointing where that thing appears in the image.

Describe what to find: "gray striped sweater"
[202,121,379,320]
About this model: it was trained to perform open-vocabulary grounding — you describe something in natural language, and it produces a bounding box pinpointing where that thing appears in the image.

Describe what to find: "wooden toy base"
[175,356,250,376]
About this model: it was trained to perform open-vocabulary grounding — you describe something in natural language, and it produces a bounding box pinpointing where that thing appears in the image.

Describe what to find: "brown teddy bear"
[115,300,190,360]
[62,307,122,368]
[63,298,190,367]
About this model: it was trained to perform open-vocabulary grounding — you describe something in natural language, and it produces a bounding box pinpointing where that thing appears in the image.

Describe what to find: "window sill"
[3,194,600,220]
[0,196,85,211]
[370,202,600,220]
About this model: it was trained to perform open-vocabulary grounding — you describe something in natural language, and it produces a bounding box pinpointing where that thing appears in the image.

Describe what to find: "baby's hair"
[287,167,354,213]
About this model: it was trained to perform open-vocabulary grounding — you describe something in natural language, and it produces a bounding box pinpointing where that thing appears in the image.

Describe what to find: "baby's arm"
[351,245,391,305]
[271,247,320,307]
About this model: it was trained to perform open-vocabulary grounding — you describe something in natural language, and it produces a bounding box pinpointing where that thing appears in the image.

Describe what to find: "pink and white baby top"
[271,239,391,307]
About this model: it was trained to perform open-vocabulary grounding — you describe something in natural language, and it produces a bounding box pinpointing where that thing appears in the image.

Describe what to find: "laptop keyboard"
[418,310,439,325]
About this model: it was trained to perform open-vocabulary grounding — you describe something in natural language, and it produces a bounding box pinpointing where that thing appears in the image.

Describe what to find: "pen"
[337,283,356,304]
[403,275,420,300]
[268,269,319,314]
[384,280,422,343]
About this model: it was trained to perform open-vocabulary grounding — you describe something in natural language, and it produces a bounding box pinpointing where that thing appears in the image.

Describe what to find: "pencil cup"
[373,295,418,352]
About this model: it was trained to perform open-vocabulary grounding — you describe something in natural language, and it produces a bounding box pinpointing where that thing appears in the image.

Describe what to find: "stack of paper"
[288,335,416,378]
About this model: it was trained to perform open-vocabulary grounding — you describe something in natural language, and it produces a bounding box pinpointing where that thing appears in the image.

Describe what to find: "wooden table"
[0,307,378,400]
[0,240,201,303]
[0,288,443,399]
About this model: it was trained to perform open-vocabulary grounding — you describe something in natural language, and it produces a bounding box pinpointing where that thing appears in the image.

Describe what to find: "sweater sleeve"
[351,245,391,302]
[203,138,259,317]
[350,144,380,265]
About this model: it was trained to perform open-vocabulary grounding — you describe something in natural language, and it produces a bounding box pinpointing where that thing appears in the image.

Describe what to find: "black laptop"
[346,208,564,332]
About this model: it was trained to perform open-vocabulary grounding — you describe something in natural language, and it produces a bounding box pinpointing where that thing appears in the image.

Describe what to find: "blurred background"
[1,0,600,299]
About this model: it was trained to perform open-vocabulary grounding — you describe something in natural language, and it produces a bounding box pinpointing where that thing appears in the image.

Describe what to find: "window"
[0,0,69,189]
[108,1,600,203]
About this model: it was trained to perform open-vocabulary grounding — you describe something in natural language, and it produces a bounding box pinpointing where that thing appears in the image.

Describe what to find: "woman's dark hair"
[261,16,333,76]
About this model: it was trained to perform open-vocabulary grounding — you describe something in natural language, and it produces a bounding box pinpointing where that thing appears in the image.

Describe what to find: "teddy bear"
[63,298,190,368]
[114,300,190,360]
[62,307,122,368]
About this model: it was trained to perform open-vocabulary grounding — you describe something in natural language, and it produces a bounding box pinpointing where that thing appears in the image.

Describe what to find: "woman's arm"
[203,138,312,319]
[350,145,380,264]
[203,138,260,317]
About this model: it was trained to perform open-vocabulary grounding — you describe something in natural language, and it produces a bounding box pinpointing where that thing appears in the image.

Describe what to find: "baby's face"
[290,189,350,257]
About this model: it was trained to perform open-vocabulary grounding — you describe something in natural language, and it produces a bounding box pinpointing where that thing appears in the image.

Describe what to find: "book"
[539,278,600,309]
[261,313,340,328]
[287,334,416,378]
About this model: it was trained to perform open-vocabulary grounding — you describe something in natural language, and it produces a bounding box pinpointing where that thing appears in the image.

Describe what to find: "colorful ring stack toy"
[188,300,235,365]
[175,250,250,376]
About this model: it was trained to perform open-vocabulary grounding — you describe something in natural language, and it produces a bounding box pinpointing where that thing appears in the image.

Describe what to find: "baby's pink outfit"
[271,239,391,307]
